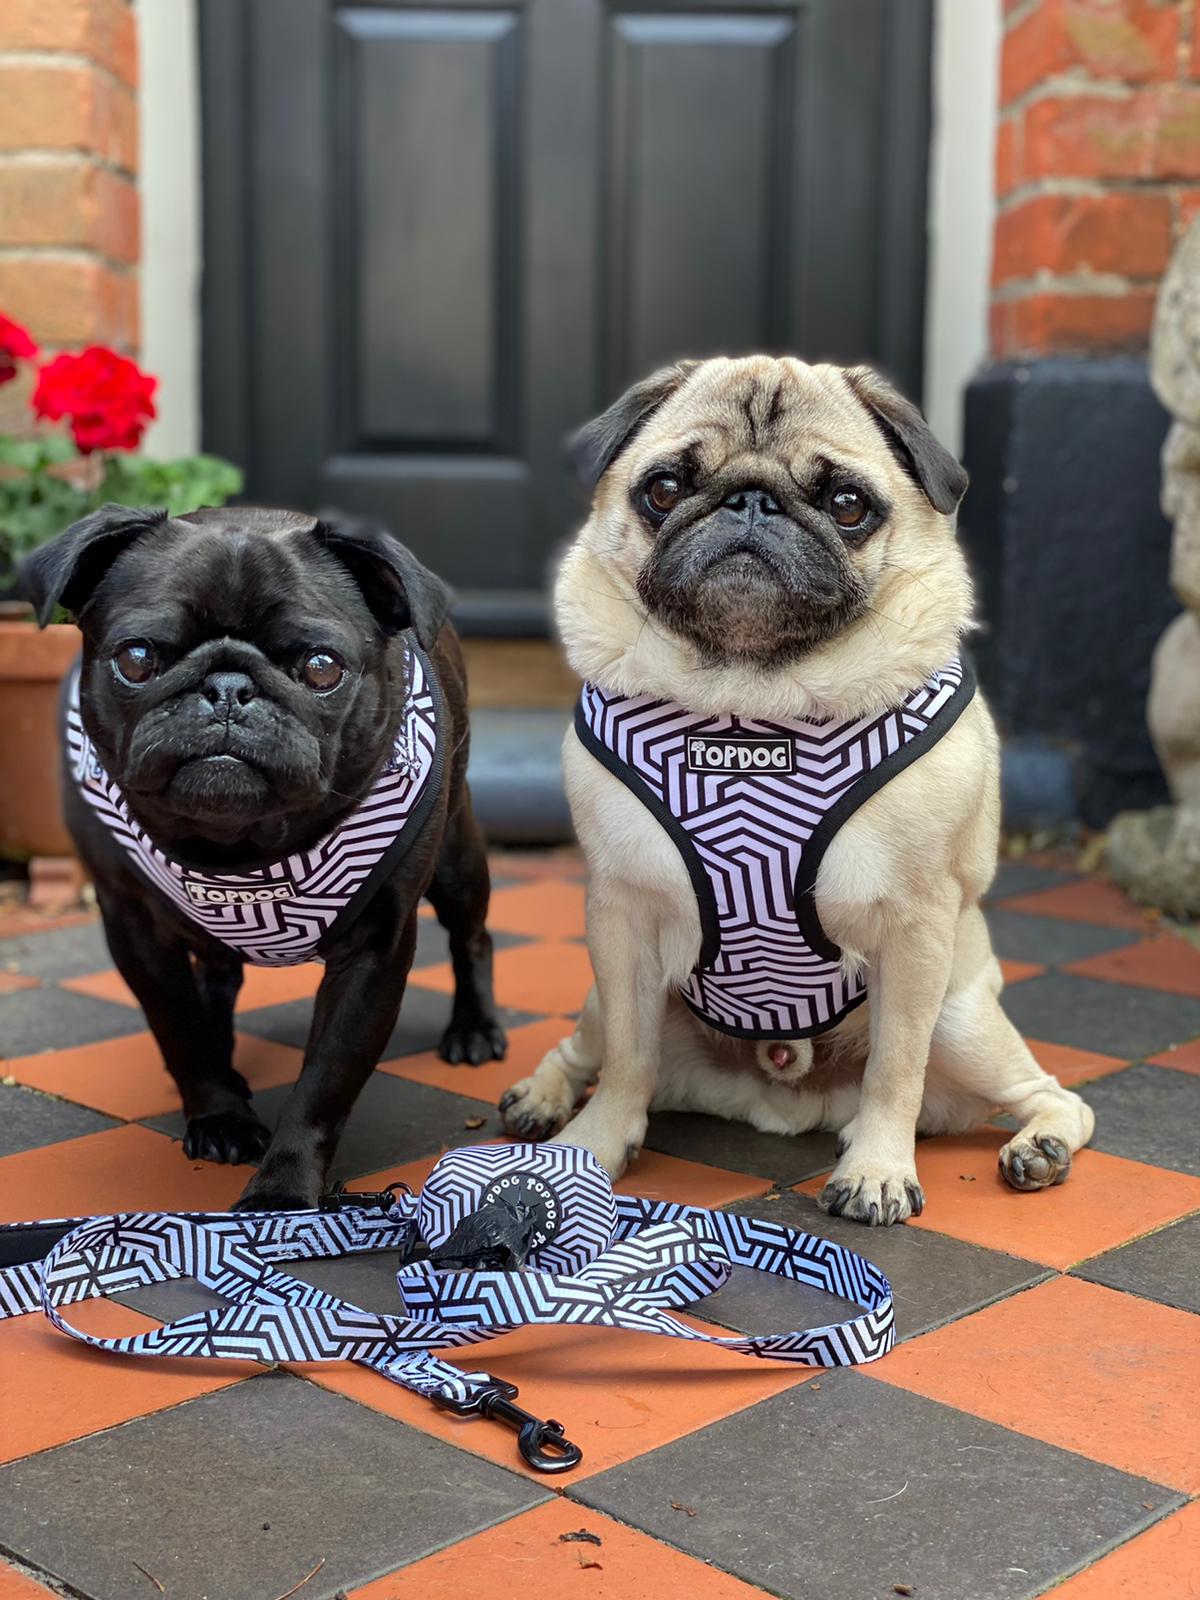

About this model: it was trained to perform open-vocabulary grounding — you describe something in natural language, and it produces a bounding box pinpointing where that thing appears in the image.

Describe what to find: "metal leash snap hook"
[318,1180,410,1214]
[432,1378,583,1474]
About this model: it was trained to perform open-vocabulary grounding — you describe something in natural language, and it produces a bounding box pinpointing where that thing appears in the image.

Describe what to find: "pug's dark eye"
[830,486,870,530]
[299,650,345,693]
[112,641,158,686]
[643,474,681,518]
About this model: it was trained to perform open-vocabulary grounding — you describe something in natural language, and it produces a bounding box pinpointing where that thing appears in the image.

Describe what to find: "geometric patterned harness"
[64,639,445,966]
[0,1143,893,1473]
[577,659,975,1039]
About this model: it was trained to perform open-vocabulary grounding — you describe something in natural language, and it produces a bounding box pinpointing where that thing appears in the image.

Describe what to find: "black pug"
[21,503,506,1210]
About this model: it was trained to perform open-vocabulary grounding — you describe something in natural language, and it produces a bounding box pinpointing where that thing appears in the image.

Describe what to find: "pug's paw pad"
[499,1073,572,1142]
[999,1133,1071,1192]
[183,1107,271,1166]
[818,1170,923,1226]
[440,1018,508,1067]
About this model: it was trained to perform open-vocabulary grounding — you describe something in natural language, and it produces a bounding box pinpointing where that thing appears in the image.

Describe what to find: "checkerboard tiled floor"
[1,852,1199,1600]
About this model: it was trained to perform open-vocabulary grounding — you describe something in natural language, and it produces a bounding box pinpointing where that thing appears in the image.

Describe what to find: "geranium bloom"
[0,314,38,386]
[33,346,157,453]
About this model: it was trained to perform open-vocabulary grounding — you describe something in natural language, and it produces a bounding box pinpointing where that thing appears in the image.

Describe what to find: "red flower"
[33,346,157,454]
[0,314,39,386]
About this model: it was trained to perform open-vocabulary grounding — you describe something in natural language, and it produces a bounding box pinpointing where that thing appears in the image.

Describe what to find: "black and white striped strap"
[0,1191,893,1400]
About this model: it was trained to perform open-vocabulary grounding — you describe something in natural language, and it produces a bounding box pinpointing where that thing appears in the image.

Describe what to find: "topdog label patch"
[480,1171,562,1255]
[183,879,297,907]
[685,733,795,775]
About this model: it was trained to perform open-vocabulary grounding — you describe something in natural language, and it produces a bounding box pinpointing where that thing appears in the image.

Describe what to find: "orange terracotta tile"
[796,1127,1200,1269]
[999,957,1045,985]
[0,909,97,940]
[0,1563,59,1598]
[490,850,585,880]
[0,1295,257,1467]
[1066,933,1200,999]
[0,971,39,995]
[1149,1037,1200,1076]
[58,967,136,1007]
[412,939,593,1017]
[616,1147,773,1208]
[1026,1037,1129,1086]
[4,1031,302,1121]
[487,879,587,940]
[868,1275,1200,1493]
[305,1309,812,1482]
[997,878,1159,931]
[0,1122,253,1225]
[235,961,324,1011]
[59,961,326,1012]
[348,1502,767,1599]
[380,1016,575,1102]
[1048,1500,1200,1600]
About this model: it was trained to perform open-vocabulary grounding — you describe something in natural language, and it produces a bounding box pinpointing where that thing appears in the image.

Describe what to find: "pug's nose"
[721,488,784,518]
[201,671,257,715]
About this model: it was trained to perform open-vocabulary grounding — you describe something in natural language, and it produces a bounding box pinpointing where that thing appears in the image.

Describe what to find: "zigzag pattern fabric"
[65,644,441,966]
[0,1145,894,1409]
[577,660,972,1038]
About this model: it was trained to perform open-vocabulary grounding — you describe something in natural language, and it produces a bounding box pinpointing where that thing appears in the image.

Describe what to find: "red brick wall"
[993,0,1200,358]
[0,0,139,358]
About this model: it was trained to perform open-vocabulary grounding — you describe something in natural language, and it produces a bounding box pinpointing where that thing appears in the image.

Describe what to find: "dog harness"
[577,659,975,1039]
[64,641,445,966]
[0,1142,894,1473]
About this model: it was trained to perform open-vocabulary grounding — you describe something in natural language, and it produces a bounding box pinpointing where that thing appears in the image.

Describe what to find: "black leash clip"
[317,1181,410,1214]
[433,1377,583,1473]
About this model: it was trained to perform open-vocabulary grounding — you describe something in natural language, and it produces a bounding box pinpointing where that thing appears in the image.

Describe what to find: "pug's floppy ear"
[313,515,452,649]
[19,503,168,627]
[568,360,700,492]
[844,367,968,516]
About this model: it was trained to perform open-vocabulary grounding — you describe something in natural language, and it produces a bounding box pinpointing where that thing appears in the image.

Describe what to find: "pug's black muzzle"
[638,484,864,664]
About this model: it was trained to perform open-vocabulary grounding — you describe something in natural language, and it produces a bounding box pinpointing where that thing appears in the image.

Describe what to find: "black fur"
[567,361,698,490]
[20,504,505,1209]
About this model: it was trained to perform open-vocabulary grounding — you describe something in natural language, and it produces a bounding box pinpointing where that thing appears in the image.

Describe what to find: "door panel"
[201,0,932,620]
[340,9,520,450]
[606,15,797,388]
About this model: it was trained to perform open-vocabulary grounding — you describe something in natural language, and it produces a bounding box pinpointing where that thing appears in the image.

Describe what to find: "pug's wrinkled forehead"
[574,355,966,521]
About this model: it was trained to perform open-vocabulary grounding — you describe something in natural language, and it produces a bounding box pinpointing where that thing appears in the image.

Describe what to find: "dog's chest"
[576,661,973,1040]
[65,651,444,965]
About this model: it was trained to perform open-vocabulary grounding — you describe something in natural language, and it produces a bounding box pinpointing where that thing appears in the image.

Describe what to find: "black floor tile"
[0,986,143,1056]
[1073,1212,1200,1316]
[999,972,1200,1059]
[236,984,538,1059]
[0,1082,117,1157]
[984,908,1141,965]
[697,1189,1050,1344]
[143,1070,499,1182]
[0,1372,545,1600]
[985,862,1076,902]
[0,920,110,980]
[1078,1063,1200,1176]
[644,1111,837,1186]
[573,1372,1180,1600]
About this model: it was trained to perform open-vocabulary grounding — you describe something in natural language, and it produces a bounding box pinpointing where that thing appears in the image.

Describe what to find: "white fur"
[501,356,1094,1224]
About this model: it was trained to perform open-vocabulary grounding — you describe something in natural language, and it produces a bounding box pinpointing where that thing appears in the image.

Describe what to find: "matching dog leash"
[0,1143,894,1473]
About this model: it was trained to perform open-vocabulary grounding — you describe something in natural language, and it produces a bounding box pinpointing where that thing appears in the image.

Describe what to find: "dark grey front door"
[201,0,932,621]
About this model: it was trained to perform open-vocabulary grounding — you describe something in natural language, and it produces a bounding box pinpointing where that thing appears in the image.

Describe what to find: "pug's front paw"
[499,1072,572,1141]
[440,1015,507,1066]
[183,1106,271,1166]
[818,1164,924,1226]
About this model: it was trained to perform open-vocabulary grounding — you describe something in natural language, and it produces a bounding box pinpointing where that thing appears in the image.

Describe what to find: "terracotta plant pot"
[0,613,81,860]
